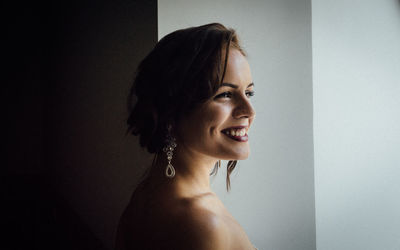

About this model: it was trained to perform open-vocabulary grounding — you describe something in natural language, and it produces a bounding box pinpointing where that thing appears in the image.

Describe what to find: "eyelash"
[215,91,255,99]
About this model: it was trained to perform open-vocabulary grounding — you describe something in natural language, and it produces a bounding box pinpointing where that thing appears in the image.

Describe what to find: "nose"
[232,95,256,120]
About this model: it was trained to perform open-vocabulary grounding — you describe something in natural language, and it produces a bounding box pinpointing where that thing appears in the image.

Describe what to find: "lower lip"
[223,132,249,142]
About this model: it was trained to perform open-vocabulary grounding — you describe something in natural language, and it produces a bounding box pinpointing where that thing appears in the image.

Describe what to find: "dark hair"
[127,23,246,191]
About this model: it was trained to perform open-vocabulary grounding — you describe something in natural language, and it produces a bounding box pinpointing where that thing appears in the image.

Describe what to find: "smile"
[221,127,249,142]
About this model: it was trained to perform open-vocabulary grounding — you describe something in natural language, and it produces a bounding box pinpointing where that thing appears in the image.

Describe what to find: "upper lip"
[221,125,249,131]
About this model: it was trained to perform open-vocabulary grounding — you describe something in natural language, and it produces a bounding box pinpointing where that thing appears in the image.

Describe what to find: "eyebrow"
[219,82,254,89]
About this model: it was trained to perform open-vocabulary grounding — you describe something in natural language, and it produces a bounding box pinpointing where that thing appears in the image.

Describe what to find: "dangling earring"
[163,133,177,178]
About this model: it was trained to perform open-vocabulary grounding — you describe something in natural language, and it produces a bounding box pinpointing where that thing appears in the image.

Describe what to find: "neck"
[146,144,218,197]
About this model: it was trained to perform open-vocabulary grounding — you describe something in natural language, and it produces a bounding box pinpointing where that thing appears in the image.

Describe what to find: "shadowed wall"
[5,1,157,249]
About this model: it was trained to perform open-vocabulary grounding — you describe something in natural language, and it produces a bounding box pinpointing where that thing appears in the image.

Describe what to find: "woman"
[116,23,257,250]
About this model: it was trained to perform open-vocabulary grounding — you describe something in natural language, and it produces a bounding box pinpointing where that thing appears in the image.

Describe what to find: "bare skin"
[115,159,255,249]
[116,49,256,250]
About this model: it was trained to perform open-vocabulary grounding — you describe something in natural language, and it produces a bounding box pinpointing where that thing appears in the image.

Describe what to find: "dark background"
[4,1,156,249]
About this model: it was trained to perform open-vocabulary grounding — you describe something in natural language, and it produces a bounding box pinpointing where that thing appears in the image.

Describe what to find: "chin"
[225,148,250,160]
[213,143,251,160]
[236,144,251,160]
[236,152,250,160]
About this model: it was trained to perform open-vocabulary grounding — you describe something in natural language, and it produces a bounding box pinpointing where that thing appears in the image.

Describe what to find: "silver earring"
[163,134,177,178]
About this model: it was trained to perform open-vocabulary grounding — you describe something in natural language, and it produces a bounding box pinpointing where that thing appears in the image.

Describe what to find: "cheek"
[203,105,230,135]
[178,104,231,144]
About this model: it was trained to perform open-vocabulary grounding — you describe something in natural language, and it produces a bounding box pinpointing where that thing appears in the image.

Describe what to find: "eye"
[246,90,255,98]
[214,92,233,99]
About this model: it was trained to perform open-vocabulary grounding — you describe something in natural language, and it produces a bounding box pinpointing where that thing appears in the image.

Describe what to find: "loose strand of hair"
[226,160,237,192]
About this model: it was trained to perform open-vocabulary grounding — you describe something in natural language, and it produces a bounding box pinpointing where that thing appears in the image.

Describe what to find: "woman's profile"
[115,23,257,250]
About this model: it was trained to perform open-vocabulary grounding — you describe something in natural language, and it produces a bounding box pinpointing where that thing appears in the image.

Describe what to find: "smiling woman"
[115,23,257,250]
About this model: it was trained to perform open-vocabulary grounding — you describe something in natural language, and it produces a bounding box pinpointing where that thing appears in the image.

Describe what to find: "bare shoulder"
[170,196,229,250]
[115,188,233,250]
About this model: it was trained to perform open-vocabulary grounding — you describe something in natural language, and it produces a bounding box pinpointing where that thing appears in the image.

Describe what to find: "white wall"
[159,1,315,249]
[312,0,400,249]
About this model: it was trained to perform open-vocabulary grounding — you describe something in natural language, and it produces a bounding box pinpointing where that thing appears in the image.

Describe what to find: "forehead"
[222,49,252,85]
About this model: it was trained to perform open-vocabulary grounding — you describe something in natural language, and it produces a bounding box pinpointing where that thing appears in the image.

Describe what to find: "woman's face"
[176,48,255,161]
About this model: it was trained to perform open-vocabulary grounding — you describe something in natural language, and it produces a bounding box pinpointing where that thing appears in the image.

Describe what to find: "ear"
[167,119,179,142]
[167,123,173,133]
[166,119,178,134]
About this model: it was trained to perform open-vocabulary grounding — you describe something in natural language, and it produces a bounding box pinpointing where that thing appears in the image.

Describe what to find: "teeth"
[226,128,247,137]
